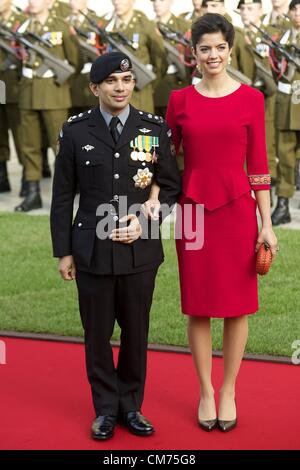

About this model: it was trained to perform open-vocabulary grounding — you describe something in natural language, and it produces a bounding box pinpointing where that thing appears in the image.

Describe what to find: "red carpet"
[0,337,299,450]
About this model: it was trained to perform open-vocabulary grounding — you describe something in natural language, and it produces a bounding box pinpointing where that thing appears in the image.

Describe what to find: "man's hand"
[58,255,76,280]
[110,214,142,244]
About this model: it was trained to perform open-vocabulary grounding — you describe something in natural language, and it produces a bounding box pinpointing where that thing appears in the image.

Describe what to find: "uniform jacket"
[50,105,182,275]
[66,9,102,108]
[18,13,83,110]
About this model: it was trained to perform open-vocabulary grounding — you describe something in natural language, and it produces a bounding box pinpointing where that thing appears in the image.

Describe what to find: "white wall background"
[14,0,273,26]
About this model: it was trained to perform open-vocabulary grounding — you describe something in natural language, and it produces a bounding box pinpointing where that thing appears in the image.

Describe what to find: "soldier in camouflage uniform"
[15,0,83,212]
[103,0,168,114]
[151,0,190,117]
[66,0,101,115]
[271,0,300,224]
[0,0,24,193]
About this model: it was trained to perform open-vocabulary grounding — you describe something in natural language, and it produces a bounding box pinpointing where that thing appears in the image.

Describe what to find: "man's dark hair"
[191,13,235,49]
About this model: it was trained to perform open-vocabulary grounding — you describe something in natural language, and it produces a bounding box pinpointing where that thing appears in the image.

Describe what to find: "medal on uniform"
[133,168,153,189]
[132,33,139,50]
[151,136,159,163]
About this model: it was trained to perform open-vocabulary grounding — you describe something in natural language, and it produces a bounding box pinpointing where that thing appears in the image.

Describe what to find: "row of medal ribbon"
[130,135,159,163]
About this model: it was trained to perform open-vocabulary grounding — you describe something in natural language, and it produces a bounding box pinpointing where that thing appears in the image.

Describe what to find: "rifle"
[0,22,75,85]
[157,23,187,81]
[73,26,100,62]
[234,11,300,72]
[79,11,156,91]
[226,64,253,86]
[0,35,21,71]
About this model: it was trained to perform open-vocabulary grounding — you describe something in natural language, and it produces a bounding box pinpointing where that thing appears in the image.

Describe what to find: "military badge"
[82,144,95,152]
[133,168,153,189]
[44,31,63,46]
[120,58,130,71]
[87,32,96,46]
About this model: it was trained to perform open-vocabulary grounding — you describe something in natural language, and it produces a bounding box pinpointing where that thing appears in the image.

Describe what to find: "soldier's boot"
[19,168,28,198]
[295,160,300,191]
[15,181,42,212]
[271,197,291,226]
[0,161,11,193]
[42,148,51,178]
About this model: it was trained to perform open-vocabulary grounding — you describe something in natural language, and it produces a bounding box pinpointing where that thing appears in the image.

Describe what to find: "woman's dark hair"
[191,13,235,49]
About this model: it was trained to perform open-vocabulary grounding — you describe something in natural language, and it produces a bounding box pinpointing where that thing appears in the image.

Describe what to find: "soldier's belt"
[167,64,178,75]
[80,62,92,75]
[278,81,292,95]
[22,66,54,79]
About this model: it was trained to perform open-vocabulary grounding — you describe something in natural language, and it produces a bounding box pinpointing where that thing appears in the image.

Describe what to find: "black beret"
[237,0,262,8]
[289,0,300,9]
[90,51,133,84]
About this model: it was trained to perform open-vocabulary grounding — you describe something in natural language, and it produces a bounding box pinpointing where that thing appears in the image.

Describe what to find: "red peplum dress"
[166,84,271,318]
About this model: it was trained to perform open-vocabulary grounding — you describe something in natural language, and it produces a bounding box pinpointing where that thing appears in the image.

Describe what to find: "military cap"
[237,0,261,8]
[289,0,300,9]
[90,51,133,84]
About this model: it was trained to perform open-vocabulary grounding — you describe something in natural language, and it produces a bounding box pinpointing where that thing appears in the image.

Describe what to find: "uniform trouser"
[265,94,277,180]
[276,129,300,198]
[20,109,68,181]
[76,268,158,417]
[0,103,24,165]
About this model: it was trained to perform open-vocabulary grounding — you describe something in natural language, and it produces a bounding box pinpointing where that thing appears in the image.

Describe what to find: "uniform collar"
[99,104,130,128]
[88,105,144,150]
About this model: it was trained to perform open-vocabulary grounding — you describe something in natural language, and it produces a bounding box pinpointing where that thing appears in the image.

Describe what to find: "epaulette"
[67,109,92,124]
[138,110,164,124]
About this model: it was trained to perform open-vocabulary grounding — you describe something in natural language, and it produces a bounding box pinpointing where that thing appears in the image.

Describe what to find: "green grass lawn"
[0,213,299,357]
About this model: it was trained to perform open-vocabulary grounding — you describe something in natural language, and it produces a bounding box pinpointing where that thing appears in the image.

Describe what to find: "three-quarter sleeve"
[246,91,271,190]
[166,91,182,154]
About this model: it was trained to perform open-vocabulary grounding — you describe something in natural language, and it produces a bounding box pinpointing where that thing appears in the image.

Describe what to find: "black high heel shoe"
[198,418,218,432]
[198,399,217,432]
[218,399,237,432]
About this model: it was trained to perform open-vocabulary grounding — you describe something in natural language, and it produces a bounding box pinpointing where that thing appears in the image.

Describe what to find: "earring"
[196,64,202,73]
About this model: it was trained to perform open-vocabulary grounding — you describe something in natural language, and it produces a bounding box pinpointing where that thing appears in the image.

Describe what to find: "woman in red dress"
[145,13,278,432]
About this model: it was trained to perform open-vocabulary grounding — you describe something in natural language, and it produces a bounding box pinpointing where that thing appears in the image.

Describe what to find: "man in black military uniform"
[50,52,181,440]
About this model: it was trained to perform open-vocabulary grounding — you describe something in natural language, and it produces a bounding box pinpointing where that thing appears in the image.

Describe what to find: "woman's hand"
[255,227,278,261]
[141,197,161,221]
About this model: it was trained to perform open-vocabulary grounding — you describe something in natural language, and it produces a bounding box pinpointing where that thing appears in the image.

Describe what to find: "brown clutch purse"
[256,243,273,276]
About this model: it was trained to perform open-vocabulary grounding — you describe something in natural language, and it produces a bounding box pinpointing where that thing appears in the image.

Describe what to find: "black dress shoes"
[120,411,154,436]
[91,415,116,440]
